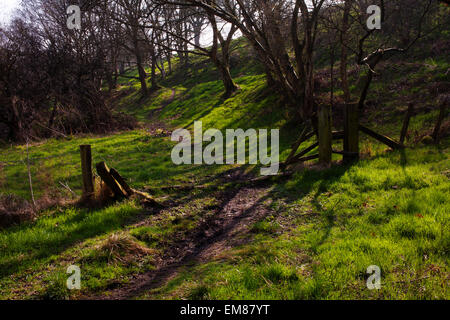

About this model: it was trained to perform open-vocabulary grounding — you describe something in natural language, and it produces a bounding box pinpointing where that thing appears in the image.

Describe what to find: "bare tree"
[116,0,151,95]
[154,0,240,96]
[188,8,207,47]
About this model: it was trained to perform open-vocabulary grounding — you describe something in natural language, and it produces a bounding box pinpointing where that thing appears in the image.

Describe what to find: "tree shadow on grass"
[96,183,279,300]
[0,203,143,280]
[92,159,358,300]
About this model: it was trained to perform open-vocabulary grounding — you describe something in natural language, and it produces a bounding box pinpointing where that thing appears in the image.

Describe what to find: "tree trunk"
[167,52,172,74]
[219,64,238,97]
[133,36,148,96]
[340,0,351,104]
[400,103,414,145]
[358,71,373,110]
[159,58,166,79]
[150,50,159,90]
[110,57,118,90]
[433,101,448,143]
[119,61,125,74]
[136,58,148,96]
[194,25,202,47]
[10,97,24,141]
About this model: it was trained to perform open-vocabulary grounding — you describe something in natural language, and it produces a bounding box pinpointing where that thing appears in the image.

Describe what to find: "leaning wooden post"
[344,102,359,163]
[359,125,404,150]
[80,145,95,200]
[96,162,127,200]
[318,104,332,165]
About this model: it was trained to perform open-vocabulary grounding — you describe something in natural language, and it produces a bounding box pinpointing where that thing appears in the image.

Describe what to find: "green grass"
[0,37,448,300]
[143,145,449,300]
[0,200,151,299]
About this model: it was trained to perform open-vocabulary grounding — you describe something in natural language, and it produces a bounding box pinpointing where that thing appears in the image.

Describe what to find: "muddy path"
[85,184,275,300]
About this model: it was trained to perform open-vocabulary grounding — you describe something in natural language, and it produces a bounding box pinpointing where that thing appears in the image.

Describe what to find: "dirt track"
[85,184,274,300]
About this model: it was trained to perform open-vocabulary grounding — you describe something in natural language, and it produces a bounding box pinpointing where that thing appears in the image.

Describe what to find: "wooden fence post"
[80,145,94,200]
[318,104,332,165]
[344,102,359,162]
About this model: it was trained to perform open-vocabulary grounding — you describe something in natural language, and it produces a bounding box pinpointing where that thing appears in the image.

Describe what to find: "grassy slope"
[0,39,448,300]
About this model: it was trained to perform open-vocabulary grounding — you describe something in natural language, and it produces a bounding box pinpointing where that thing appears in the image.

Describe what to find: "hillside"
[0,38,449,300]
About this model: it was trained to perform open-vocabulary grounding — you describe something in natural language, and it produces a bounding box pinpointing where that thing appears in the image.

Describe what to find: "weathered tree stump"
[96,161,161,207]
[96,162,127,200]
[110,168,134,197]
